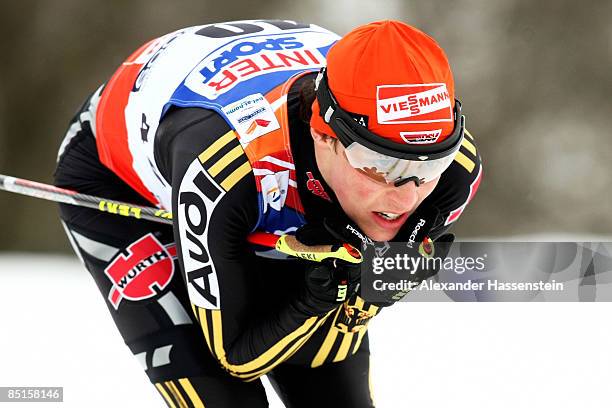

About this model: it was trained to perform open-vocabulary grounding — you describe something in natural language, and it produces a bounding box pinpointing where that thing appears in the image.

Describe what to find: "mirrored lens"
[344,142,458,184]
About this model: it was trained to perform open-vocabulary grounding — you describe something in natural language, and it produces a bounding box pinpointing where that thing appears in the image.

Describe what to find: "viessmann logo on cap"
[376,83,453,124]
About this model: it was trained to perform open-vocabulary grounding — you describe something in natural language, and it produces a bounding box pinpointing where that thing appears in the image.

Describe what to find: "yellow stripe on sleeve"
[352,304,379,355]
[465,129,474,140]
[155,383,177,408]
[178,378,205,408]
[197,307,213,354]
[454,151,475,173]
[211,309,316,373]
[198,131,236,164]
[207,145,245,177]
[191,304,199,323]
[330,297,364,361]
[353,296,365,310]
[220,161,252,191]
[166,381,188,408]
[207,308,334,380]
[369,304,380,316]
[352,328,367,355]
[333,331,355,362]
[242,314,331,381]
[311,308,342,368]
[210,310,225,366]
[461,138,477,156]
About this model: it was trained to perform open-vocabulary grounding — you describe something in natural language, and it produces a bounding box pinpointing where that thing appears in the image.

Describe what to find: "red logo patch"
[306,171,331,202]
[376,83,453,124]
[105,234,177,309]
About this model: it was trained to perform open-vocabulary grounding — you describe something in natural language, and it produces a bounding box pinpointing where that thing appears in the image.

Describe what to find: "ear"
[310,127,335,151]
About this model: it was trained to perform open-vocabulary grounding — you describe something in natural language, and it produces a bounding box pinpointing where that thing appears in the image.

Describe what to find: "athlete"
[54,19,482,407]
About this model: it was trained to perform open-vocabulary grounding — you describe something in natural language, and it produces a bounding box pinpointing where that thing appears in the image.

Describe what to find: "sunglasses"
[315,68,465,187]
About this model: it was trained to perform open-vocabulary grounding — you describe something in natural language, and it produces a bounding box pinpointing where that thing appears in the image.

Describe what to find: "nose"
[382,180,419,212]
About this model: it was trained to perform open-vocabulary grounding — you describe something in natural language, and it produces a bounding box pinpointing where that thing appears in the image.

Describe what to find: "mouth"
[376,211,403,220]
[372,211,409,227]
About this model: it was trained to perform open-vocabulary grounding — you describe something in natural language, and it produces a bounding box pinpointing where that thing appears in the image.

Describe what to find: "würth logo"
[105,234,176,309]
[376,83,453,124]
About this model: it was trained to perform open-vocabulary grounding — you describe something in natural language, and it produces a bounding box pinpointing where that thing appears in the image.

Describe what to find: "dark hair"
[298,76,339,152]
[298,77,317,125]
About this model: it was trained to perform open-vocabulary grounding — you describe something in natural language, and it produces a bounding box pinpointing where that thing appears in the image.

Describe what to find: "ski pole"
[0,174,173,224]
[0,174,362,262]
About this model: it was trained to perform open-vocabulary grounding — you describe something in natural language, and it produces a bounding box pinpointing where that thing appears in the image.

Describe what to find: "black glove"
[363,205,454,306]
[289,216,368,316]
[369,234,455,307]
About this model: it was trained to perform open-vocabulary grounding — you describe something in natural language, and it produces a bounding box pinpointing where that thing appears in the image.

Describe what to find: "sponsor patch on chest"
[223,93,280,144]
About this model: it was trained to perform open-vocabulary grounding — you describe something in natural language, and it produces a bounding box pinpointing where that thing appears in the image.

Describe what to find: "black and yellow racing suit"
[54,73,482,407]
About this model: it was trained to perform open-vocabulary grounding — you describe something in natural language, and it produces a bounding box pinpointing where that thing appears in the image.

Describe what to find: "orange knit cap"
[311,20,456,145]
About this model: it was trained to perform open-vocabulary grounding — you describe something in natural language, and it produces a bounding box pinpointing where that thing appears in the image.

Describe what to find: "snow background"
[0,254,610,408]
[1,1,610,406]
